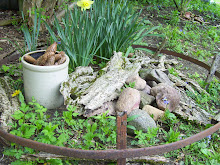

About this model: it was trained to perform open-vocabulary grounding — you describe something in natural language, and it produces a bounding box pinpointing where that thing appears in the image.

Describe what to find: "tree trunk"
[21,0,60,29]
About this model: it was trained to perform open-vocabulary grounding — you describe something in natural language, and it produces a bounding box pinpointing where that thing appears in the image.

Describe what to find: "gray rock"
[141,84,151,95]
[147,81,158,87]
[151,83,180,112]
[126,74,146,90]
[85,101,116,117]
[116,87,140,114]
[143,105,164,121]
[140,91,155,108]
[128,109,157,133]
[0,76,20,131]
[139,69,173,86]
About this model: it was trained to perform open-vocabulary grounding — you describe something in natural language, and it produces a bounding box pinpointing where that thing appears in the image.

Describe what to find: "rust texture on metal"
[117,112,127,164]
[0,122,219,160]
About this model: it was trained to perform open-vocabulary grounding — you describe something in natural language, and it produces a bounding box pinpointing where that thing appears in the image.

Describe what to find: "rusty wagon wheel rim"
[0,45,219,160]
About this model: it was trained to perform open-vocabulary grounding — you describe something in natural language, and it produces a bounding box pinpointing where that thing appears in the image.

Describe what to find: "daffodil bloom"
[77,0,94,11]
[12,90,21,97]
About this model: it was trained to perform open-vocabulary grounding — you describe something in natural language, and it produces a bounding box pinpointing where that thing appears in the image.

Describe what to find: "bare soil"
[0,4,219,165]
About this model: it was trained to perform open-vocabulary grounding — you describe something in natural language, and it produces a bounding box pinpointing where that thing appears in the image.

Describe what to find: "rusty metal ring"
[0,45,219,160]
[132,45,220,78]
[0,122,219,159]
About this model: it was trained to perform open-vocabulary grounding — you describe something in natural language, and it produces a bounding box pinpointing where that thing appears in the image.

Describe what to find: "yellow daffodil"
[12,90,21,97]
[77,0,94,11]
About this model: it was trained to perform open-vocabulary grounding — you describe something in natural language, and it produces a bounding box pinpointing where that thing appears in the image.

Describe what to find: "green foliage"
[21,8,42,52]
[0,64,23,90]
[165,135,220,164]
[45,0,160,70]
[92,0,155,60]
[0,64,22,77]
[169,10,180,25]
[6,93,118,163]
[161,110,179,126]
[91,110,117,148]
[82,122,100,149]
[168,67,180,77]
[45,6,104,69]
[3,1,220,164]
[131,127,160,146]
[190,0,220,17]
[186,74,220,113]
[163,128,180,143]
[172,0,192,13]
[125,82,136,88]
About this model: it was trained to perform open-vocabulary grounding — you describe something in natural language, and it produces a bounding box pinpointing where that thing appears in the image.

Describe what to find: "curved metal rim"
[0,122,219,159]
[131,45,220,78]
[0,45,219,160]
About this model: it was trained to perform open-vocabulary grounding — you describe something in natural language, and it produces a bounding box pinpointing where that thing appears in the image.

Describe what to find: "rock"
[116,87,140,114]
[0,76,20,131]
[139,69,173,86]
[147,81,158,87]
[140,91,155,108]
[141,84,151,95]
[128,109,157,133]
[126,74,146,90]
[143,105,164,121]
[150,83,180,112]
[85,101,116,117]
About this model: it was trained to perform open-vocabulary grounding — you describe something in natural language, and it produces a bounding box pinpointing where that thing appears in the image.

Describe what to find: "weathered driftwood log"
[0,76,20,131]
[60,49,213,124]
[20,152,170,164]
[60,52,143,116]
[205,54,220,89]
[174,87,213,125]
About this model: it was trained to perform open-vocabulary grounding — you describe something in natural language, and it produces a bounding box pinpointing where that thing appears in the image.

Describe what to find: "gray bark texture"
[21,0,76,28]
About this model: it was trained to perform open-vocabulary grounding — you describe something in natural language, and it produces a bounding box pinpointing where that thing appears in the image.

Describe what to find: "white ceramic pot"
[21,50,69,109]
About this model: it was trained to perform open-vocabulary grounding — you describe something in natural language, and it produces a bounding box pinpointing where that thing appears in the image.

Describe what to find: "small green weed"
[125,82,136,88]
[168,67,180,77]
[161,110,179,127]
[0,64,23,90]
[168,10,180,25]
[5,93,118,163]
[163,127,180,143]
[131,127,160,147]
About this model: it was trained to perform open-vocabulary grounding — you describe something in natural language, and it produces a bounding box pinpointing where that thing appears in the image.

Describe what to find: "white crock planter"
[21,50,69,109]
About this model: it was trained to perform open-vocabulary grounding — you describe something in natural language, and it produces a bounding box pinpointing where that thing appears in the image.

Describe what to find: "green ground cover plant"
[0,0,219,164]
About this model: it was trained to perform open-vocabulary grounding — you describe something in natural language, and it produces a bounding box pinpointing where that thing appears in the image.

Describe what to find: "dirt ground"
[0,10,23,60]
[0,5,219,165]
